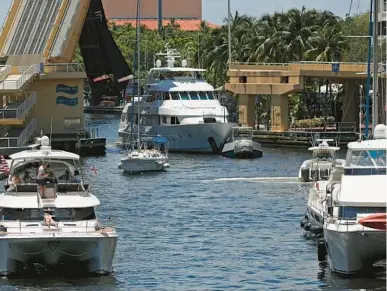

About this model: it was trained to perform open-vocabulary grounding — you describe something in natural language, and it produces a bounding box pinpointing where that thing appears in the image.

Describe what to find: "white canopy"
[10,148,80,161]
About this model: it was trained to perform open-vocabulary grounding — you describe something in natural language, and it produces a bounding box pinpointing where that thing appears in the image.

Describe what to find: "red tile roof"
[102,0,202,20]
[109,19,220,31]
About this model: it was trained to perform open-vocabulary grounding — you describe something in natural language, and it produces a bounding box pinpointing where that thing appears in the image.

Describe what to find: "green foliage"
[72,9,369,89]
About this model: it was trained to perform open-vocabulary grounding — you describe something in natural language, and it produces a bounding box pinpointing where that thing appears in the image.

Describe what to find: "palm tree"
[306,23,348,62]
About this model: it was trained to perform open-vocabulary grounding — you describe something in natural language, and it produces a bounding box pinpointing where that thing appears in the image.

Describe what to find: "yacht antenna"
[136,0,141,148]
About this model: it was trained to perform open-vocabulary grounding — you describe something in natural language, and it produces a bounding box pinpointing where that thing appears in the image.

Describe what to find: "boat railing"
[2,220,102,235]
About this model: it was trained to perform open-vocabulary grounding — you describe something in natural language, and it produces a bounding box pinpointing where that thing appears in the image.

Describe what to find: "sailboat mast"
[372,0,379,130]
[136,0,141,147]
[365,0,373,139]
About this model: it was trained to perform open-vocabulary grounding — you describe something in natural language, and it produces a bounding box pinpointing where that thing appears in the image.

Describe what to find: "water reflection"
[318,261,386,290]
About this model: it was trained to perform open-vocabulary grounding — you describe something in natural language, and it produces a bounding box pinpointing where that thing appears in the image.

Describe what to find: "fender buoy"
[309,226,323,234]
[300,218,308,228]
[317,241,327,262]
[304,222,311,231]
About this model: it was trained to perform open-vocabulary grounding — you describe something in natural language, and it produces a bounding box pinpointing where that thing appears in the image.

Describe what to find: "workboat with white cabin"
[221,127,262,158]
[118,135,170,173]
[117,48,236,153]
[320,124,386,274]
[298,139,345,182]
[0,136,117,276]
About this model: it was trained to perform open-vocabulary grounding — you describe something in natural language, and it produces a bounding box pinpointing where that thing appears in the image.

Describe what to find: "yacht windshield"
[9,158,84,186]
[207,92,215,100]
[345,149,386,167]
[198,92,208,100]
[179,92,190,100]
[170,92,180,100]
[189,92,199,100]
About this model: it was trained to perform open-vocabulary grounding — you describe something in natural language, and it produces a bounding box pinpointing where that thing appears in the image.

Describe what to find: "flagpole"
[228,0,231,67]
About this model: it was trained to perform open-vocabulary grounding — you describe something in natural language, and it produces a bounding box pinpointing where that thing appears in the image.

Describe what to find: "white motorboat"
[300,168,343,236]
[220,127,262,159]
[320,124,386,274]
[117,47,236,153]
[119,136,170,174]
[298,139,345,182]
[0,136,117,276]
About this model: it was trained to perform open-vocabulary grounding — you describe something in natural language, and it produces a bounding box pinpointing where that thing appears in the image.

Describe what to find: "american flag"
[90,165,98,175]
[0,155,9,174]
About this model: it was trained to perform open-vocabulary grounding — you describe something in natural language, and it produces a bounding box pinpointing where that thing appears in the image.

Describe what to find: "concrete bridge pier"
[341,79,361,130]
[238,95,255,127]
[271,94,289,132]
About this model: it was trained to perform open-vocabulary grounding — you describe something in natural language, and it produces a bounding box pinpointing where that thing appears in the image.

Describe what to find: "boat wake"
[203,177,311,184]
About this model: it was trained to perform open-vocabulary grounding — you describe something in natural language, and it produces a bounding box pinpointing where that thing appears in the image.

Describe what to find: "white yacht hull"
[120,157,170,173]
[0,232,117,275]
[300,182,329,235]
[324,226,386,274]
[118,123,236,153]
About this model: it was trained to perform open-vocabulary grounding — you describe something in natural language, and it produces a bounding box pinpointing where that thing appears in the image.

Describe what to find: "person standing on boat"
[37,162,49,196]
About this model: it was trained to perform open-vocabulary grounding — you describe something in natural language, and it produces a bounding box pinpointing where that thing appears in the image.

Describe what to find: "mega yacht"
[321,124,386,274]
[117,48,236,153]
[298,139,345,182]
[0,136,117,276]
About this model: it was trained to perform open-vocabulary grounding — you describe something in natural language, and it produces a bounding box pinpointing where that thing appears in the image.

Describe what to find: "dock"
[253,130,358,147]
[84,106,123,114]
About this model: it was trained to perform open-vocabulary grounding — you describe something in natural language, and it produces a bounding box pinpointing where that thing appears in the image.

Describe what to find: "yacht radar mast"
[155,46,184,68]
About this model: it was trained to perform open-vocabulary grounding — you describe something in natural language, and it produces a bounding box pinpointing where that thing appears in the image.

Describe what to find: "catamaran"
[0,136,117,275]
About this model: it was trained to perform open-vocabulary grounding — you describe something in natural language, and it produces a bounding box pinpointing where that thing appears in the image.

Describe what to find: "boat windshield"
[1,207,96,221]
[345,149,386,167]
[9,158,84,185]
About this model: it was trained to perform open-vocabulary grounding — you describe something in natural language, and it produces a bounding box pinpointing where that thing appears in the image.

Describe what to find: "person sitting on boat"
[43,212,57,228]
[11,173,21,185]
[22,171,33,183]
[47,171,58,184]
[72,170,81,183]
[59,169,72,182]
[37,162,49,195]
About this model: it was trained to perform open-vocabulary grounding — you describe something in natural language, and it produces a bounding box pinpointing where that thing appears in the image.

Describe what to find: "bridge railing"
[289,121,357,132]
[0,65,11,82]
[0,118,36,148]
[43,63,84,74]
[230,61,368,66]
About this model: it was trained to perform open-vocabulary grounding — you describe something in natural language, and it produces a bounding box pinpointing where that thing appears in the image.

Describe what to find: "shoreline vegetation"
[72,8,375,125]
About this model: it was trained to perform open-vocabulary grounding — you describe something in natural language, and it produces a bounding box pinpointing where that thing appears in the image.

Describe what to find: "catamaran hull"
[0,234,117,276]
[324,228,386,274]
[118,123,236,153]
[120,158,169,173]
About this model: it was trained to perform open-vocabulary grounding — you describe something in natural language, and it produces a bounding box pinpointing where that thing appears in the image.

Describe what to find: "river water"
[0,114,385,291]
